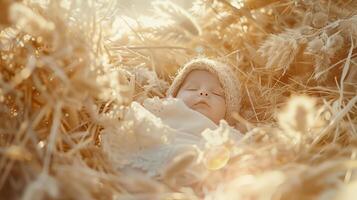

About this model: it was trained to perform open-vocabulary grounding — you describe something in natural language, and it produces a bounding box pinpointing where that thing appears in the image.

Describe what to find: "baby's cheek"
[212,98,226,113]
[212,96,225,104]
[184,95,196,107]
[177,91,195,106]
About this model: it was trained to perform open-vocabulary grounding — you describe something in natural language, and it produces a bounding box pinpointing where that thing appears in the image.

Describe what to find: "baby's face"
[176,70,226,124]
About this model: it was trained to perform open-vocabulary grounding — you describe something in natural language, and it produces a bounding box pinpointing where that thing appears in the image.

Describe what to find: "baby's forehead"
[185,70,214,80]
[183,70,223,87]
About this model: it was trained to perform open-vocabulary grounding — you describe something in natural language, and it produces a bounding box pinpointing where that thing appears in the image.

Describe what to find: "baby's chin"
[191,107,217,123]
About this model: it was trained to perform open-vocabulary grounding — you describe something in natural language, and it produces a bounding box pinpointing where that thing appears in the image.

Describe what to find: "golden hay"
[0,0,356,199]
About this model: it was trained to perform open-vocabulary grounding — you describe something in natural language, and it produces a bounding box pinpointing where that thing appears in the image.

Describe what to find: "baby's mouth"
[193,101,210,108]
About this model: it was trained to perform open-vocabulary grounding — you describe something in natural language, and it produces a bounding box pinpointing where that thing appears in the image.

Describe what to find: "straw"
[0,0,356,199]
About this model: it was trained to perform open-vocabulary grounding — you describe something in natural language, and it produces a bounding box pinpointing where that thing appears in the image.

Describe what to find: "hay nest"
[0,0,356,199]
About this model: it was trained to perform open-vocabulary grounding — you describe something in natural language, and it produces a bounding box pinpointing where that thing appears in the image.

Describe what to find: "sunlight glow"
[231,0,245,9]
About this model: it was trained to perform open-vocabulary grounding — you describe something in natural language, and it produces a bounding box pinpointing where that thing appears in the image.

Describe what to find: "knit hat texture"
[166,58,241,125]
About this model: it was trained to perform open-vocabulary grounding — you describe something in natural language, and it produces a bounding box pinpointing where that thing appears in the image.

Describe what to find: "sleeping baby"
[102,58,243,180]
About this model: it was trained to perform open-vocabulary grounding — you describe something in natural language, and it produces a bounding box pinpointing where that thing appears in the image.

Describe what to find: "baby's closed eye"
[185,85,199,90]
[212,90,224,97]
[186,88,197,91]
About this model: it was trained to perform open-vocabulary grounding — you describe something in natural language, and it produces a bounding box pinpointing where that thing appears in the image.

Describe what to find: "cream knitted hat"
[166,58,241,125]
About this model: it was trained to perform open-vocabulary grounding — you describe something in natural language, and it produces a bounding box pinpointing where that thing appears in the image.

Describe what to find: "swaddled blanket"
[102,97,242,177]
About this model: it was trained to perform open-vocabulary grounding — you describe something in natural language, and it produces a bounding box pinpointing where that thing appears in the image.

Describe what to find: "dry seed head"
[307,37,324,53]
[133,178,164,194]
[278,95,317,134]
[313,51,331,81]
[258,29,302,72]
[325,34,344,54]
[119,173,165,194]
[312,12,328,28]
[303,12,313,25]
[152,0,201,36]
[162,150,197,182]
[10,3,55,37]
[339,15,357,43]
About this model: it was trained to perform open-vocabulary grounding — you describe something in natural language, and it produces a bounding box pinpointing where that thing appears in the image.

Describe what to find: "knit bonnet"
[166,58,241,125]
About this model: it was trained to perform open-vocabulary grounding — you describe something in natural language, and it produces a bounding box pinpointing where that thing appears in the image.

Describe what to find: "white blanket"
[102,97,242,177]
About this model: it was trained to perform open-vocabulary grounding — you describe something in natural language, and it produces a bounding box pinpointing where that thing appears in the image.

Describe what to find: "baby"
[166,57,241,126]
[102,58,242,179]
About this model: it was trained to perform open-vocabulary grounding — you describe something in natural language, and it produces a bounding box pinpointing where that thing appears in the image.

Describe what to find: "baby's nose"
[199,91,208,96]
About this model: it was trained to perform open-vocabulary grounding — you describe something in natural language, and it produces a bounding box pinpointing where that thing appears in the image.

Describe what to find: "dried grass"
[0,0,357,199]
